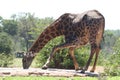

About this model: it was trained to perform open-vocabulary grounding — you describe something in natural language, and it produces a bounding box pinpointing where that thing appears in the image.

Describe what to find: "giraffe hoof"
[42,65,48,70]
[80,70,85,73]
[79,67,82,70]
[75,67,82,71]
[90,70,95,72]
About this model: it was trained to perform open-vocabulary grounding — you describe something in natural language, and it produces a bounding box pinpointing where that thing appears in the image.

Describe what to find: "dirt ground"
[0,66,104,77]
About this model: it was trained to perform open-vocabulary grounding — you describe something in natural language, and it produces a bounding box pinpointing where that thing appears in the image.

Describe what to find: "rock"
[0,68,100,77]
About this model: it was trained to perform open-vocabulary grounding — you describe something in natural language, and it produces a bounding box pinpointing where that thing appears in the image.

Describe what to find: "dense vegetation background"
[0,13,120,76]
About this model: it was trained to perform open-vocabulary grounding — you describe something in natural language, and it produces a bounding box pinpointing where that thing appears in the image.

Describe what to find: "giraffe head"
[22,52,35,69]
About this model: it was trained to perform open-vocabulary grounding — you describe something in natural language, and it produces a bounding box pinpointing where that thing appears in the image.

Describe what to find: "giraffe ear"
[29,51,35,57]
[23,52,26,56]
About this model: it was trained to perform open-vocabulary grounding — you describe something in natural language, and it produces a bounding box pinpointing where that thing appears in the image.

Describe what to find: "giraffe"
[22,10,105,73]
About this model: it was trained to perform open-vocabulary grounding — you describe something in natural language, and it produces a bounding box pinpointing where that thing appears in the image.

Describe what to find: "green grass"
[10,58,22,67]
[0,76,120,80]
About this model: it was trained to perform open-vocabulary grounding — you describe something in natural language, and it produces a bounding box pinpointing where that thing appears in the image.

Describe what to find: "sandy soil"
[0,66,104,77]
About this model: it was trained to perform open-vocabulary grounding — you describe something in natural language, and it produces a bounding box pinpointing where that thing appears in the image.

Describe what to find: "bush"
[0,32,13,54]
[104,52,120,76]
[35,36,64,68]
[104,64,120,76]
[104,55,120,76]
[104,38,120,76]
[0,32,14,67]
[35,36,90,69]
[0,53,13,67]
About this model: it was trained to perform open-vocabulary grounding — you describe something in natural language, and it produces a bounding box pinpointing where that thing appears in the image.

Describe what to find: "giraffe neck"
[28,20,63,53]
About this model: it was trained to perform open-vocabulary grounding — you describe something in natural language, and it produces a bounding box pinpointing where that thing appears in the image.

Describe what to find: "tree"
[0,32,14,67]
[2,19,18,36]
[0,16,3,32]
[17,13,38,51]
[104,37,120,76]
[17,13,54,51]
[0,32,13,54]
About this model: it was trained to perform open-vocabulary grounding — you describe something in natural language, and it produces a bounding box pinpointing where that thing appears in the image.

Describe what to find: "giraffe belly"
[74,36,89,48]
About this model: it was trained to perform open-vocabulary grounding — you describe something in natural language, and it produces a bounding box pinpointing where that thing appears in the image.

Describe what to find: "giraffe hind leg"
[42,43,76,69]
[81,43,96,73]
[90,45,100,72]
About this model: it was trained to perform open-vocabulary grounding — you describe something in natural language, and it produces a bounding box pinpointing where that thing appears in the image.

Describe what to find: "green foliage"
[0,32,13,54]
[113,38,120,54]
[30,17,54,42]
[0,53,13,67]
[104,38,120,76]
[2,19,18,36]
[75,46,90,66]
[35,36,64,67]
[16,13,54,51]
[0,32,14,67]
[35,36,90,69]
[17,13,38,51]
[103,30,120,53]
[1,76,120,80]
[0,27,2,32]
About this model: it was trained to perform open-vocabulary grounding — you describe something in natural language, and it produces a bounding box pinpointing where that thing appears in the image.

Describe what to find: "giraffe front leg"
[42,57,50,69]
[42,47,58,69]
[69,47,81,71]
[42,43,75,69]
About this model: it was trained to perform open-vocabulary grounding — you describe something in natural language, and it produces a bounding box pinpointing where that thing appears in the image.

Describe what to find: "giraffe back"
[59,10,105,47]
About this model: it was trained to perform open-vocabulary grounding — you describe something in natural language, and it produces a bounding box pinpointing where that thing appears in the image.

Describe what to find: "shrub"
[0,53,13,67]
[0,32,13,54]
[104,38,120,76]
[35,36,64,68]
[35,36,90,69]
